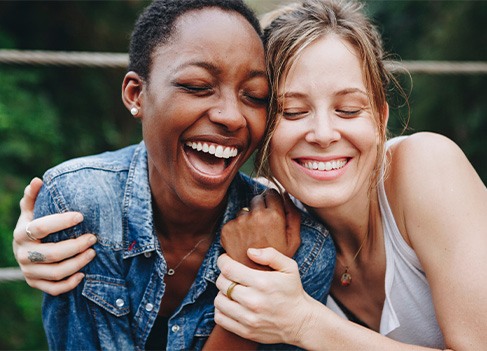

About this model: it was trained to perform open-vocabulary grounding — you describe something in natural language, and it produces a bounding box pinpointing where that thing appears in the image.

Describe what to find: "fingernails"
[88,235,97,244]
[248,248,262,256]
[87,249,96,259]
[74,213,84,223]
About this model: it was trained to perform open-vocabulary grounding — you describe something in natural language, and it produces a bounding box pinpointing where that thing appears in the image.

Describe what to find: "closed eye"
[281,110,308,119]
[244,94,269,106]
[177,84,214,95]
[336,109,361,118]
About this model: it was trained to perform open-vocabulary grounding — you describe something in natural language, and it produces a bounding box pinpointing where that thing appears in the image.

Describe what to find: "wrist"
[290,295,327,350]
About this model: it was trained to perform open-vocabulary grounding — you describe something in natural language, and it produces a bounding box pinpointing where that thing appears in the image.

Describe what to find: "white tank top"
[327,136,445,348]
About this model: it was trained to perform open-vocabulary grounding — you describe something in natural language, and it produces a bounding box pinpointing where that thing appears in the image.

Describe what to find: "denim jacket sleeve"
[35,179,137,351]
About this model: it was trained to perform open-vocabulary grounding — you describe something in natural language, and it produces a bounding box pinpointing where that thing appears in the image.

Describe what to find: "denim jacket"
[35,141,336,351]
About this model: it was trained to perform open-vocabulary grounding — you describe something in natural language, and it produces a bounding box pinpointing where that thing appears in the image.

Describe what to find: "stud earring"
[130,107,139,116]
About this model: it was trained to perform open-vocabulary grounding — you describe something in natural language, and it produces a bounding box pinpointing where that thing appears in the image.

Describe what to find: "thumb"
[19,177,43,214]
[247,247,297,273]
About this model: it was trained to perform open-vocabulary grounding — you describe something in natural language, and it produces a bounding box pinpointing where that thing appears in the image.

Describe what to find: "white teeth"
[185,141,239,159]
[302,159,347,171]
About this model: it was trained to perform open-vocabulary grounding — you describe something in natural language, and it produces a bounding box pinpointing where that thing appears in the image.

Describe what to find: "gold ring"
[241,207,250,212]
[25,223,38,241]
[226,281,238,301]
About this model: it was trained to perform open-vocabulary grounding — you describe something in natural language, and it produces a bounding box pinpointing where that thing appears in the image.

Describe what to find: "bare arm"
[212,133,486,350]
[390,133,487,350]
[12,178,97,296]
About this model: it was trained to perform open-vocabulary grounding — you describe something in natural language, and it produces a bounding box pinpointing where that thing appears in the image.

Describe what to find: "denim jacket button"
[145,303,154,312]
[144,252,152,258]
[115,298,125,308]
[171,325,180,333]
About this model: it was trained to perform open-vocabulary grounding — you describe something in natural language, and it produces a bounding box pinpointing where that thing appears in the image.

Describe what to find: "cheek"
[247,108,267,145]
[268,122,294,172]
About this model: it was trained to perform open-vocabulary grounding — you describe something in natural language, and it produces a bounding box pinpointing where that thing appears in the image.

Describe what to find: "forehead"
[283,34,364,91]
[151,7,265,78]
[173,8,262,60]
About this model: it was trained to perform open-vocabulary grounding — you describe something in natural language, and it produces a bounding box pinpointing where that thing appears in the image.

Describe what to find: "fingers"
[19,177,43,213]
[16,234,97,264]
[262,189,285,215]
[14,212,84,243]
[23,248,96,281]
[217,253,261,287]
[282,193,302,252]
[247,247,298,273]
[249,191,266,211]
[216,271,246,301]
[16,178,43,236]
[28,272,86,296]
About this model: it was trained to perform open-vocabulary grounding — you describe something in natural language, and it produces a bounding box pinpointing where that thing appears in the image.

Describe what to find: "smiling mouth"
[185,141,239,176]
[299,158,348,171]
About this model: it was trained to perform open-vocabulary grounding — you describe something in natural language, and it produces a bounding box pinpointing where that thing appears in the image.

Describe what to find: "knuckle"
[244,313,261,329]
[15,248,31,265]
[46,285,63,296]
[46,270,64,282]
[218,263,232,277]
[24,277,37,288]
[245,295,264,313]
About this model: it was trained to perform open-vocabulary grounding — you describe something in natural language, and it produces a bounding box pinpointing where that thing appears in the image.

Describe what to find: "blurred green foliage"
[0,0,485,349]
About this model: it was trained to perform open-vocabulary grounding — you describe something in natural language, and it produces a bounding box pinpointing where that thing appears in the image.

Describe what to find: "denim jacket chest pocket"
[82,274,135,349]
[83,274,131,317]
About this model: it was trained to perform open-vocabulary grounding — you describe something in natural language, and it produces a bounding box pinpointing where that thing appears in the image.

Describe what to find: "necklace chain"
[336,231,368,287]
[166,237,209,276]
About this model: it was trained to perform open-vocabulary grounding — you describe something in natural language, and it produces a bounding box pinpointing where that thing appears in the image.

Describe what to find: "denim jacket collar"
[123,142,156,259]
[120,142,264,284]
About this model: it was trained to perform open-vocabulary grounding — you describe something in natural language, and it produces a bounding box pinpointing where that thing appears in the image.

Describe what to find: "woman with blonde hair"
[214,0,487,349]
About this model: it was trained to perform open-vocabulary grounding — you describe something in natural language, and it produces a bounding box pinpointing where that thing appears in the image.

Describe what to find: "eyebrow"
[335,88,368,97]
[176,61,222,75]
[278,88,367,100]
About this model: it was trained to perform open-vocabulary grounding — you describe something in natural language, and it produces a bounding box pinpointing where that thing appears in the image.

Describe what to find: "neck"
[310,188,381,258]
[152,199,224,241]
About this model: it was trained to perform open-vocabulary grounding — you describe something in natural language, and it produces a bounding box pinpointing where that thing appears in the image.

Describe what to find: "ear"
[122,71,144,118]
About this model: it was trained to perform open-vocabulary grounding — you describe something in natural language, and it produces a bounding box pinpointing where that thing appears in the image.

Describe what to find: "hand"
[12,178,97,296]
[221,189,301,269]
[214,248,317,346]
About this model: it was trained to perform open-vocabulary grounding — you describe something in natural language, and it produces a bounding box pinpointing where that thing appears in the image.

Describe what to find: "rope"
[0,50,127,68]
[385,60,487,75]
[0,267,25,282]
[1,49,487,74]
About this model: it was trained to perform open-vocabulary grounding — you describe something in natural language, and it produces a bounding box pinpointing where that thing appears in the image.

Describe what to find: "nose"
[304,110,341,147]
[208,92,246,132]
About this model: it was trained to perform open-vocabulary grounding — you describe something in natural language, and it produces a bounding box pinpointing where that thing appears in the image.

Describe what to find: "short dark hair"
[128,0,262,81]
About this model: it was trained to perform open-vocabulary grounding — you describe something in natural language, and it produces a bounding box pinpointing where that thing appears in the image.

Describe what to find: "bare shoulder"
[387,132,478,193]
[384,132,485,244]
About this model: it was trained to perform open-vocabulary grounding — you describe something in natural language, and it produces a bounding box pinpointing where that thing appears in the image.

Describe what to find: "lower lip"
[293,159,350,181]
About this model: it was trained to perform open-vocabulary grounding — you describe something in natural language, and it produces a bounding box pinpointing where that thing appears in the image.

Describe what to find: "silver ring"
[25,223,38,241]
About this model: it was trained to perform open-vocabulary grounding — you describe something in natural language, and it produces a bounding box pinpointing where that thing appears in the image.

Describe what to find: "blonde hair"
[256,0,404,191]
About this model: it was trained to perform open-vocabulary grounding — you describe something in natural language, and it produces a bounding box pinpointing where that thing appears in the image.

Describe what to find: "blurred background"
[0,0,485,349]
